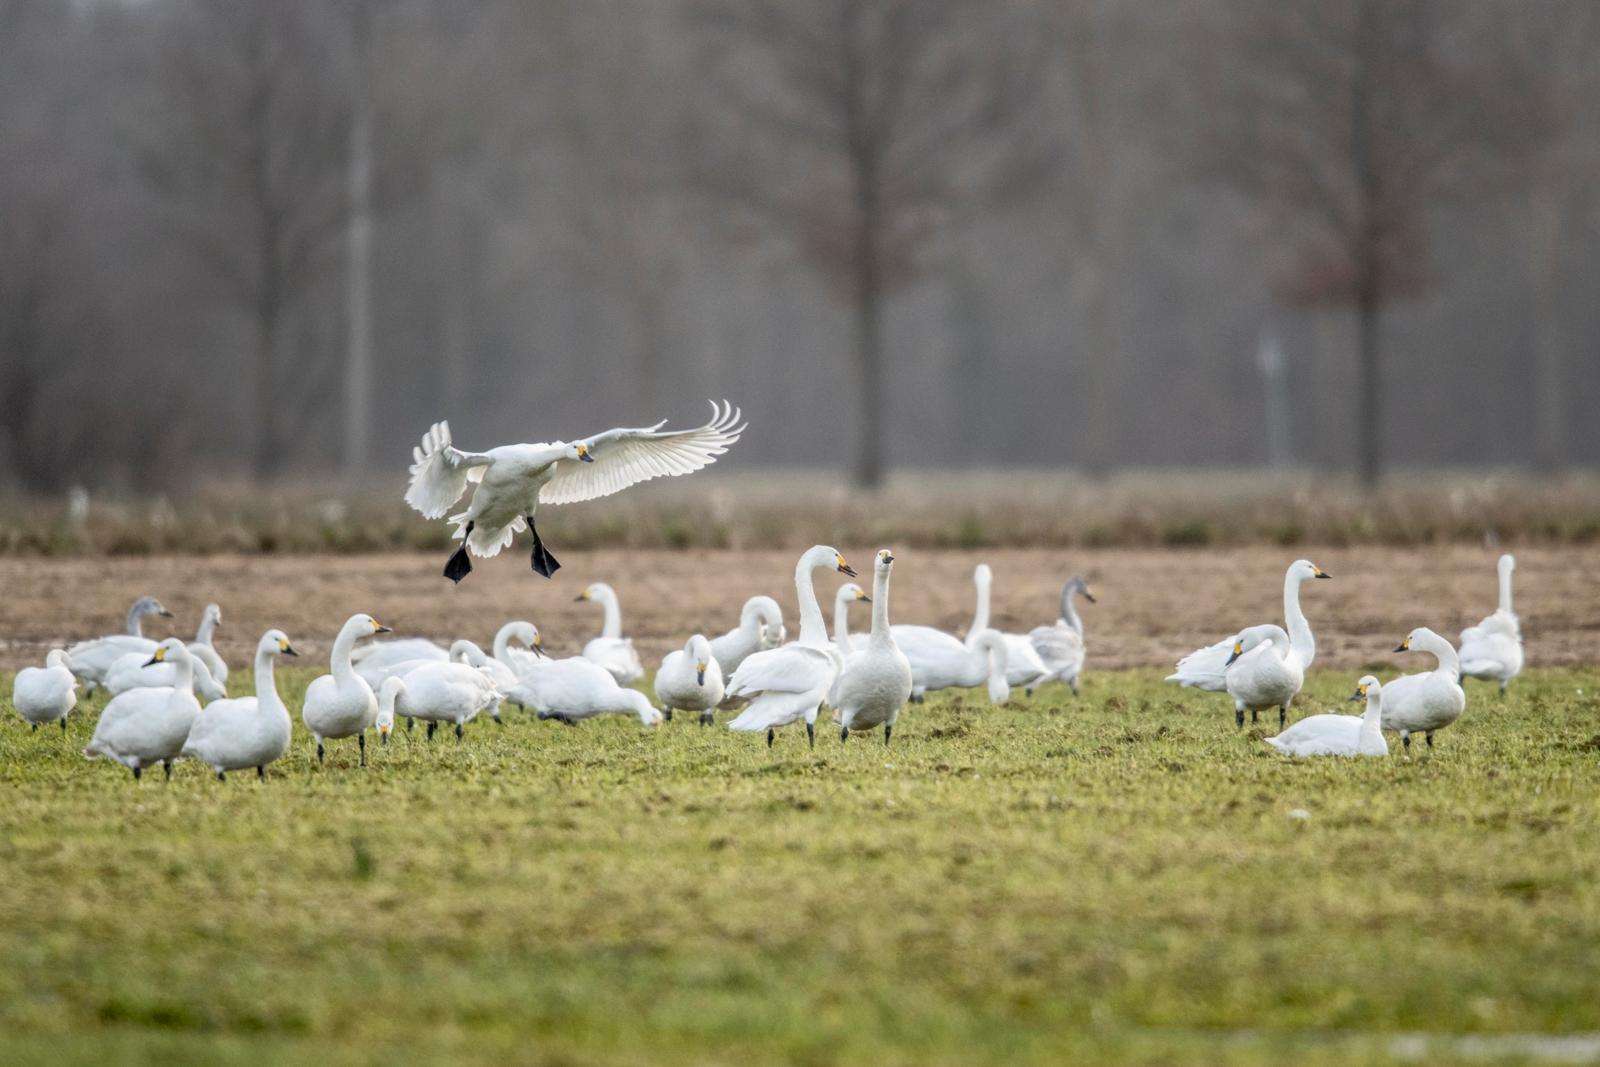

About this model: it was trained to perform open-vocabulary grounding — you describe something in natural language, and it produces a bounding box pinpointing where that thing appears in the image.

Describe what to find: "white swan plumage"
[1264,675,1389,758]
[83,638,201,780]
[1458,553,1523,694]
[830,580,872,659]
[1381,627,1467,752]
[654,634,725,725]
[303,613,391,766]
[970,564,1051,691]
[105,648,228,703]
[709,595,786,676]
[833,550,913,745]
[377,661,503,742]
[575,582,645,684]
[895,625,1012,705]
[505,656,661,726]
[180,629,298,779]
[405,400,744,582]
[187,603,229,688]
[727,545,856,747]
[12,649,78,731]
[1028,576,1095,695]
[65,595,174,691]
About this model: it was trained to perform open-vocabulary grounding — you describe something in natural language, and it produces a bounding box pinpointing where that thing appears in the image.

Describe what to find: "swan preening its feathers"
[405,400,745,583]
[13,650,78,731]
[1458,553,1523,693]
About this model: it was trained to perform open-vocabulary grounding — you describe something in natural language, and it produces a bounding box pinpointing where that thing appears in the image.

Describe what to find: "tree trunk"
[343,2,374,481]
[1356,283,1381,488]
[851,220,885,490]
[1528,186,1565,471]
[253,301,281,481]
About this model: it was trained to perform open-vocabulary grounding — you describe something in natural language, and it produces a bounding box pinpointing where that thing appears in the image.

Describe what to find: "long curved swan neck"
[1498,555,1515,615]
[169,647,194,693]
[970,565,992,636]
[331,621,364,683]
[596,587,622,639]
[254,645,281,711]
[1283,570,1314,667]
[1060,582,1083,635]
[833,589,854,648]
[493,622,530,662]
[47,649,72,670]
[195,610,219,645]
[869,565,893,643]
[795,553,829,648]
[1418,632,1460,676]
[126,604,147,637]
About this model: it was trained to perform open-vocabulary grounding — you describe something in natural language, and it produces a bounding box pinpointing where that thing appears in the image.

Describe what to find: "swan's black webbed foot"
[444,521,475,583]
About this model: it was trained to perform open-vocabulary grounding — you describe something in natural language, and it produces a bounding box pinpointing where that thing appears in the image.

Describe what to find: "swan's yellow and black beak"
[574,591,589,602]
[1313,566,1332,579]
[836,554,857,578]
[279,639,300,657]
[1394,638,1410,653]
[1084,587,1098,603]
[372,620,392,634]
[856,589,872,603]
[696,661,707,686]
[879,550,894,565]
[1224,639,1244,666]
[576,443,595,463]
[143,647,167,668]
[1349,685,1367,702]
[532,633,547,657]
[158,607,175,618]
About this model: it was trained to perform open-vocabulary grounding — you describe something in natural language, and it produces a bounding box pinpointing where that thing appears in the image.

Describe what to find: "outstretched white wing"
[404,421,495,518]
[539,400,745,506]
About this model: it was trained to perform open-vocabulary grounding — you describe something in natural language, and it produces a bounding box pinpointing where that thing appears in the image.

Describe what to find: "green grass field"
[2,668,1597,1066]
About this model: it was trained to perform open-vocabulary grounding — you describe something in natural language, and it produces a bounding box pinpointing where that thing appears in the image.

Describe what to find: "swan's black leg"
[406,716,414,731]
[317,740,325,764]
[528,516,561,578]
[163,760,173,781]
[1402,732,1412,753]
[217,770,226,782]
[663,708,674,722]
[455,722,464,742]
[60,718,68,733]
[257,765,266,780]
[700,711,713,727]
[132,765,142,781]
[1070,679,1080,696]
[1251,708,1259,724]
[426,721,437,742]
[1279,705,1287,729]
[1235,706,1245,729]
[840,726,849,743]
[806,721,815,749]
[443,521,474,583]
[359,732,367,767]
[884,724,892,747]
[766,728,775,748]
[1425,731,1434,749]
[31,723,37,733]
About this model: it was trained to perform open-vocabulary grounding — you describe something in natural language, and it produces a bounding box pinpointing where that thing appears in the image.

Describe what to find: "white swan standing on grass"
[405,400,745,583]
[895,626,1012,706]
[12,650,78,732]
[709,596,786,676]
[83,639,201,781]
[1264,675,1389,758]
[377,662,503,743]
[303,614,391,767]
[66,595,174,691]
[1381,627,1467,752]
[970,564,1051,692]
[1216,623,1304,730]
[655,635,725,725]
[1029,576,1095,695]
[575,582,645,685]
[727,545,857,748]
[830,581,872,657]
[187,603,229,689]
[180,629,298,780]
[105,648,228,703]
[504,657,661,727]
[1458,553,1523,694]
[833,550,913,746]
[1168,559,1330,725]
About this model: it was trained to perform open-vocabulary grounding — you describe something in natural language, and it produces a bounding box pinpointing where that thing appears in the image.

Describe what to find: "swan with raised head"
[833,550,913,745]
[1168,559,1330,721]
[1029,576,1095,695]
[654,634,724,725]
[377,662,502,742]
[105,648,228,703]
[1264,675,1389,758]
[180,629,298,780]
[12,650,77,732]
[405,400,744,583]
[894,626,1012,705]
[1381,627,1467,752]
[970,564,1051,692]
[830,581,872,658]
[505,656,661,726]
[727,545,856,747]
[575,582,645,684]
[1458,553,1523,694]
[187,603,229,688]
[708,595,786,675]
[65,596,174,691]
[83,639,201,780]
[303,613,391,766]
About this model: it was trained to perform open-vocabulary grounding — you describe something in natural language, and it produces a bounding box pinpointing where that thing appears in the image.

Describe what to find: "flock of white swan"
[6,401,1526,780]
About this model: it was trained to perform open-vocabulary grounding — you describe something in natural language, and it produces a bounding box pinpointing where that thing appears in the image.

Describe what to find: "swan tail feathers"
[449,512,525,559]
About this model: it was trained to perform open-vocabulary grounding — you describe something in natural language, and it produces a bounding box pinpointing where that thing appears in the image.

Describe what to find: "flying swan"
[405,400,745,582]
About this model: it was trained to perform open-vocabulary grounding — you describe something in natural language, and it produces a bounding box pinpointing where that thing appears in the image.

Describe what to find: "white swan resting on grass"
[654,634,725,726]
[894,626,1012,706]
[303,613,391,767]
[708,596,786,676]
[187,603,229,688]
[106,648,228,703]
[970,564,1051,692]
[377,661,503,743]
[830,581,872,658]
[1458,553,1523,694]
[727,545,856,747]
[65,596,175,691]
[83,639,201,781]
[405,400,745,583]
[1029,576,1095,695]
[575,582,645,684]
[1264,675,1388,758]
[504,656,661,727]
[12,650,77,732]
[1168,559,1330,726]
[350,637,448,684]
[180,629,297,780]
[1381,627,1467,752]
[832,550,913,745]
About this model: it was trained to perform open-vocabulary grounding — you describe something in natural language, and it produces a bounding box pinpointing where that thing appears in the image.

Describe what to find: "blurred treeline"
[1,0,1597,495]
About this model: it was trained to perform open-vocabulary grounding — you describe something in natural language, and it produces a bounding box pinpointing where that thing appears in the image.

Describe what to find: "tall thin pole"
[344,1,373,481]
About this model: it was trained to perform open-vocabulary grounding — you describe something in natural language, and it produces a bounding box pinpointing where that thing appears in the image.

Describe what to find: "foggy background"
[2,0,1597,496]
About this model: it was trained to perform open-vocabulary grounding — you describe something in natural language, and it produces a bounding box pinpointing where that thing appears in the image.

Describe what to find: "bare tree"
[1201,0,1530,486]
[137,0,350,479]
[694,0,1056,487]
